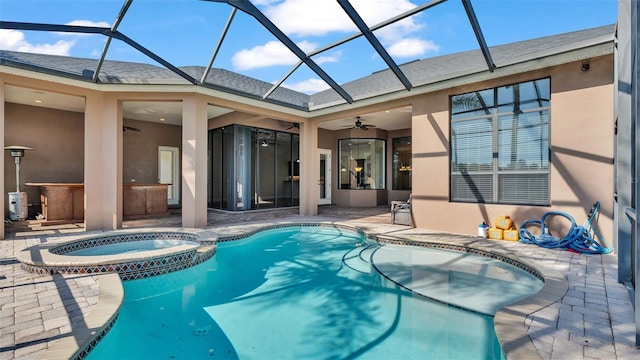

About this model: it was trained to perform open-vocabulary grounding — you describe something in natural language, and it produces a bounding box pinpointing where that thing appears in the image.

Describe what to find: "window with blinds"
[450,78,550,205]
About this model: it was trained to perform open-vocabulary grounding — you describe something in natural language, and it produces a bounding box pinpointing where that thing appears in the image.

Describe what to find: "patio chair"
[391,194,413,226]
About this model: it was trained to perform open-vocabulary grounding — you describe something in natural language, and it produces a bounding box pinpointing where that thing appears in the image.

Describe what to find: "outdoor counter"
[25,183,170,224]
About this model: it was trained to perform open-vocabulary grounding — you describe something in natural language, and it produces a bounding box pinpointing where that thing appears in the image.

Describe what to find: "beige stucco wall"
[1,53,616,244]
[410,55,615,241]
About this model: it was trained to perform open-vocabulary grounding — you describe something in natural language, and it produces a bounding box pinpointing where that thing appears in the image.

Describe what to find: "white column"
[181,94,208,228]
[0,76,5,239]
[84,92,122,231]
[299,121,318,216]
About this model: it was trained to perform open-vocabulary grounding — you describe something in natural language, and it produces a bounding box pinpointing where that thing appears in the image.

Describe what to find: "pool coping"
[16,227,218,280]
[34,222,566,360]
[38,273,124,360]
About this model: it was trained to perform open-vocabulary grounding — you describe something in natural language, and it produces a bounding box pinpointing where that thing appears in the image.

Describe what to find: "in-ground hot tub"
[17,228,217,280]
[64,239,200,256]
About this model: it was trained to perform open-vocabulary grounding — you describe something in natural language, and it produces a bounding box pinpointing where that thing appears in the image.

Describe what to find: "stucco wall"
[122,118,181,185]
[410,55,615,243]
[3,104,182,218]
[4,103,84,218]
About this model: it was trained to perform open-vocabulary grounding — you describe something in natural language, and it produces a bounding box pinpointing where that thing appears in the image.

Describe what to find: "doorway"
[318,149,331,205]
[158,146,179,206]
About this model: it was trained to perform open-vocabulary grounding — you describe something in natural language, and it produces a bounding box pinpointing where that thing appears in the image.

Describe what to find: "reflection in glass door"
[208,125,300,211]
[318,149,331,205]
[158,146,179,206]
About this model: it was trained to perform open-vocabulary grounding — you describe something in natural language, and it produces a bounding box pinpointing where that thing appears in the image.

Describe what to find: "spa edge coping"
[31,221,566,360]
[16,227,218,268]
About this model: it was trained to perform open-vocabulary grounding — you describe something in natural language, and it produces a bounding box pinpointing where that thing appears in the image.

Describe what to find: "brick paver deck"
[1,206,638,359]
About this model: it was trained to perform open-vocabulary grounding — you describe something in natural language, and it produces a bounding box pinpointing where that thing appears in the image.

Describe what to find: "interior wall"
[410,55,615,239]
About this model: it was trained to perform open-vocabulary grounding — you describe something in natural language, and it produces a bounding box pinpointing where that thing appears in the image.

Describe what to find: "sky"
[0,0,619,94]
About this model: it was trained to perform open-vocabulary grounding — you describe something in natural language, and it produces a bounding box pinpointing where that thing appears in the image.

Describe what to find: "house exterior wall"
[1,53,616,245]
[410,55,615,242]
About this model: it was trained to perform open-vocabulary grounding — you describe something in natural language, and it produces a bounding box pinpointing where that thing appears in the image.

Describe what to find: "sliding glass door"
[208,125,299,211]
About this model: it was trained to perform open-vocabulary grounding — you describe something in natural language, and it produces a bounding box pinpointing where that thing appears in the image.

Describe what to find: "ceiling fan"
[284,122,300,130]
[123,125,141,132]
[344,116,376,130]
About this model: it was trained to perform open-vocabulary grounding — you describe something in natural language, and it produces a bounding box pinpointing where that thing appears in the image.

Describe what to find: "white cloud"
[262,0,420,37]
[0,19,111,56]
[232,40,318,70]
[0,29,75,55]
[261,0,352,36]
[253,0,439,63]
[60,20,111,37]
[314,50,341,65]
[387,37,439,58]
[66,20,111,28]
[251,0,280,5]
[282,78,330,94]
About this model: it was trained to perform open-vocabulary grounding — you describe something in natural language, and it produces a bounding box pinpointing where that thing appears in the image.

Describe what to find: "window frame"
[338,138,386,190]
[449,78,551,205]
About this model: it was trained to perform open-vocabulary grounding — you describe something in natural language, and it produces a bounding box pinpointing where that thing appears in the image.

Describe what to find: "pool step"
[342,244,377,274]
[194,244,217,265]
[197,244,216,254]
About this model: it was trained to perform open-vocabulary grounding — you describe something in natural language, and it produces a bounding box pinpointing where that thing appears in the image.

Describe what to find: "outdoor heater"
[5,145,34,221]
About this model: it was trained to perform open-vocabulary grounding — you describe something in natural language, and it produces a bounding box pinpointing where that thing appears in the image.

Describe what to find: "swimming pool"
[85,225,542,359]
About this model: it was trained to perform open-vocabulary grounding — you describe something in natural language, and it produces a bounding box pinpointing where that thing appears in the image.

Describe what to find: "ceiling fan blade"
[123,126,141,132]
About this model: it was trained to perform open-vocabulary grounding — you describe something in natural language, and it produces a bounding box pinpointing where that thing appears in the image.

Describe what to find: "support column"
[0,76,5,239]
[633,0,640,346]
[181,94,208,228]
[617,0,633,282]
[622,0,640,346]
[84,92,122,231]
[299,120,318,216]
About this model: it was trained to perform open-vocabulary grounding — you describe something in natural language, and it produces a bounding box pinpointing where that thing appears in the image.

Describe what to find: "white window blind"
[450,78,550,205]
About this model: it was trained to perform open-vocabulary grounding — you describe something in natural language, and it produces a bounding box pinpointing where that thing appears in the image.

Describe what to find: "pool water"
[86,226,537,359]
[66,239,198,256]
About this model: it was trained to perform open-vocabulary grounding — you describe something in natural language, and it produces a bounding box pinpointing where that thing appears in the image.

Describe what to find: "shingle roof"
[0,24,615,112]
[309,24,616,107]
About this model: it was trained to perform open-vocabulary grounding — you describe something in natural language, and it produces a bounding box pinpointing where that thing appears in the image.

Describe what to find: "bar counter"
[25,183,170,225]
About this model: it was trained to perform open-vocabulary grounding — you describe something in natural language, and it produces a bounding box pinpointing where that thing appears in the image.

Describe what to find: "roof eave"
[307,39,615,116]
